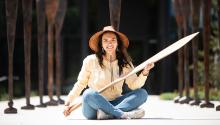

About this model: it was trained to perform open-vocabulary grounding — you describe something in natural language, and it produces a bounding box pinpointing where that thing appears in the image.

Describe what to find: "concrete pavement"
[0,95,220,125]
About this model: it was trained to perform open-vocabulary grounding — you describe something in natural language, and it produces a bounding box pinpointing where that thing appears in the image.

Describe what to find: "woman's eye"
[112,39,116,42]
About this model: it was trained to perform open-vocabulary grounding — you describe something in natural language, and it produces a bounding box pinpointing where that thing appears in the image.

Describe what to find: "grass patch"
[0,93,9,101]
[160,88,220,101]
[0,90,38,101]
[160,92,178,100]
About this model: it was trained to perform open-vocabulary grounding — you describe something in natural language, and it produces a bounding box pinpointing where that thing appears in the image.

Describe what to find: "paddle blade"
[133,32,199,74]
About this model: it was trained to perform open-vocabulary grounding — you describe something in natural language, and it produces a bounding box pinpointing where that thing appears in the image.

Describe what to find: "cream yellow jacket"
[67,54,148,102]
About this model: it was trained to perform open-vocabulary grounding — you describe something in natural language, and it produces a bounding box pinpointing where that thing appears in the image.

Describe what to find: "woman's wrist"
[142,70,149,76]
[64,101,70,106]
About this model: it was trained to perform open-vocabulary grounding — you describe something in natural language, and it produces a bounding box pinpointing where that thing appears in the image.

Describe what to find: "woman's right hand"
[63,102,71,117]
[63,97,82,117]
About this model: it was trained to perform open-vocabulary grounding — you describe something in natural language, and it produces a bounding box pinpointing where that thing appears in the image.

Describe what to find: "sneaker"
[97,109,113,120]
[121,108,145,119]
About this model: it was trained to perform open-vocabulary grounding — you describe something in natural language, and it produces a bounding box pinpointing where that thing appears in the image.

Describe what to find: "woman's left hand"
[142,62,154,76]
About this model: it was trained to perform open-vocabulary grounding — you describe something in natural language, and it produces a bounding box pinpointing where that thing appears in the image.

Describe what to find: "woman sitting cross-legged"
[63,26,154,120]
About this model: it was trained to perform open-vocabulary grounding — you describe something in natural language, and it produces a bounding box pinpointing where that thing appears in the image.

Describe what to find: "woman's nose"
[108,42,113,45]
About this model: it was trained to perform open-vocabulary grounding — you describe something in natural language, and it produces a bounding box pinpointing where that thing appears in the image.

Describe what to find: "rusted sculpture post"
[200,0,214,108]
[36,0,47,107]
[54,0,67,104]
[172,0,184,103]
[179,0,193,104]
[175,31,184,103]
[80,0,88,59]
[216,0,220,111]
[219,0,220,47]
[189,0,201,106]
[4,0,18,114]
[45,0,59,106]
[21,0,35,110]
[109,0,121,31]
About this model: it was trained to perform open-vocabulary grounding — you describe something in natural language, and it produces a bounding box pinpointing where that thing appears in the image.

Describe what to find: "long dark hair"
[95,31,132,75]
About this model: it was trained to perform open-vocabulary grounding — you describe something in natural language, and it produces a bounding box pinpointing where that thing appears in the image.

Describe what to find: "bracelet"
[64,102,70,106]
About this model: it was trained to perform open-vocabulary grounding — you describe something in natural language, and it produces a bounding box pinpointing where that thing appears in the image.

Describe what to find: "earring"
[102,48,105,53]
[116,47,119,52]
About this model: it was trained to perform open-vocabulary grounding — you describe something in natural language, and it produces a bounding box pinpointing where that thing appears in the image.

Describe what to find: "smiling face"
[101,32,118,56]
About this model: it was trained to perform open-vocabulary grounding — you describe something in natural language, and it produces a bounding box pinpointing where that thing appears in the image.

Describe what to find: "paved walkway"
[0,95,220,125]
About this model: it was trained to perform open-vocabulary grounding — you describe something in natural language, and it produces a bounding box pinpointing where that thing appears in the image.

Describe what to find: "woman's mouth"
[106,46,114,50]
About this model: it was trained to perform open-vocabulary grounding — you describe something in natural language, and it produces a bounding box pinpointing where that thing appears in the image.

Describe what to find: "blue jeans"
[82,88,148,119]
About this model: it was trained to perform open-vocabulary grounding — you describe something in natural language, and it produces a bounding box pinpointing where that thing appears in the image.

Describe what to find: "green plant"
[0,87,8,101]
[195,0,220,89]
[160,87,220,101]
[160,92,178,100]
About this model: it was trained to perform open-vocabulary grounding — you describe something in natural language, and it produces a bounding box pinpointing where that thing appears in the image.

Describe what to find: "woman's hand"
[63,102,71,117]
[142,62,154,76]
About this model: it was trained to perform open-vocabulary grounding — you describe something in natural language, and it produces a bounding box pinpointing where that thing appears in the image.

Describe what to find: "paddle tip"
[193,32,200,36]
[186,32,200,40]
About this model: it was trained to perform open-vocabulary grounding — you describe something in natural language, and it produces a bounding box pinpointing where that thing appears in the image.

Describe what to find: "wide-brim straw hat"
[89,26,129,52]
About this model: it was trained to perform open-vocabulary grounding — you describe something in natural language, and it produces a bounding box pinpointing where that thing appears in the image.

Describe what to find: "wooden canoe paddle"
[66,32,199,116]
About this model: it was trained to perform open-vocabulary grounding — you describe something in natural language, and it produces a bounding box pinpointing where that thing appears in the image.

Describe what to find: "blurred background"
[0,0,219,101]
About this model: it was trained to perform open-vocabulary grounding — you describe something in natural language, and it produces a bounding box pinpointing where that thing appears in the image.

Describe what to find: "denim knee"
[82,89,98,119]
[82,89,98,102]
[136,88,148,102]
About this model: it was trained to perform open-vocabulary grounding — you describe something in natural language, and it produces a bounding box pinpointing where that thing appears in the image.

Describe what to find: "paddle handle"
[68,102,81,115]
[68,61,151,114]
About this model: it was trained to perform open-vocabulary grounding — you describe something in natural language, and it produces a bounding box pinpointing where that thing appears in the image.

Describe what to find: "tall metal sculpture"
[45,0,59,106]
[189,0,202,106]
[172,0,184,103]
[216,0,220,111]
[36,0,47,107]
[200,0,214,108]
[54,0,67,104]
[80,0,88,59]
[179,0,193,104]
[4,0,18,114]
[109,0,121,31]
[21,0,35,110]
